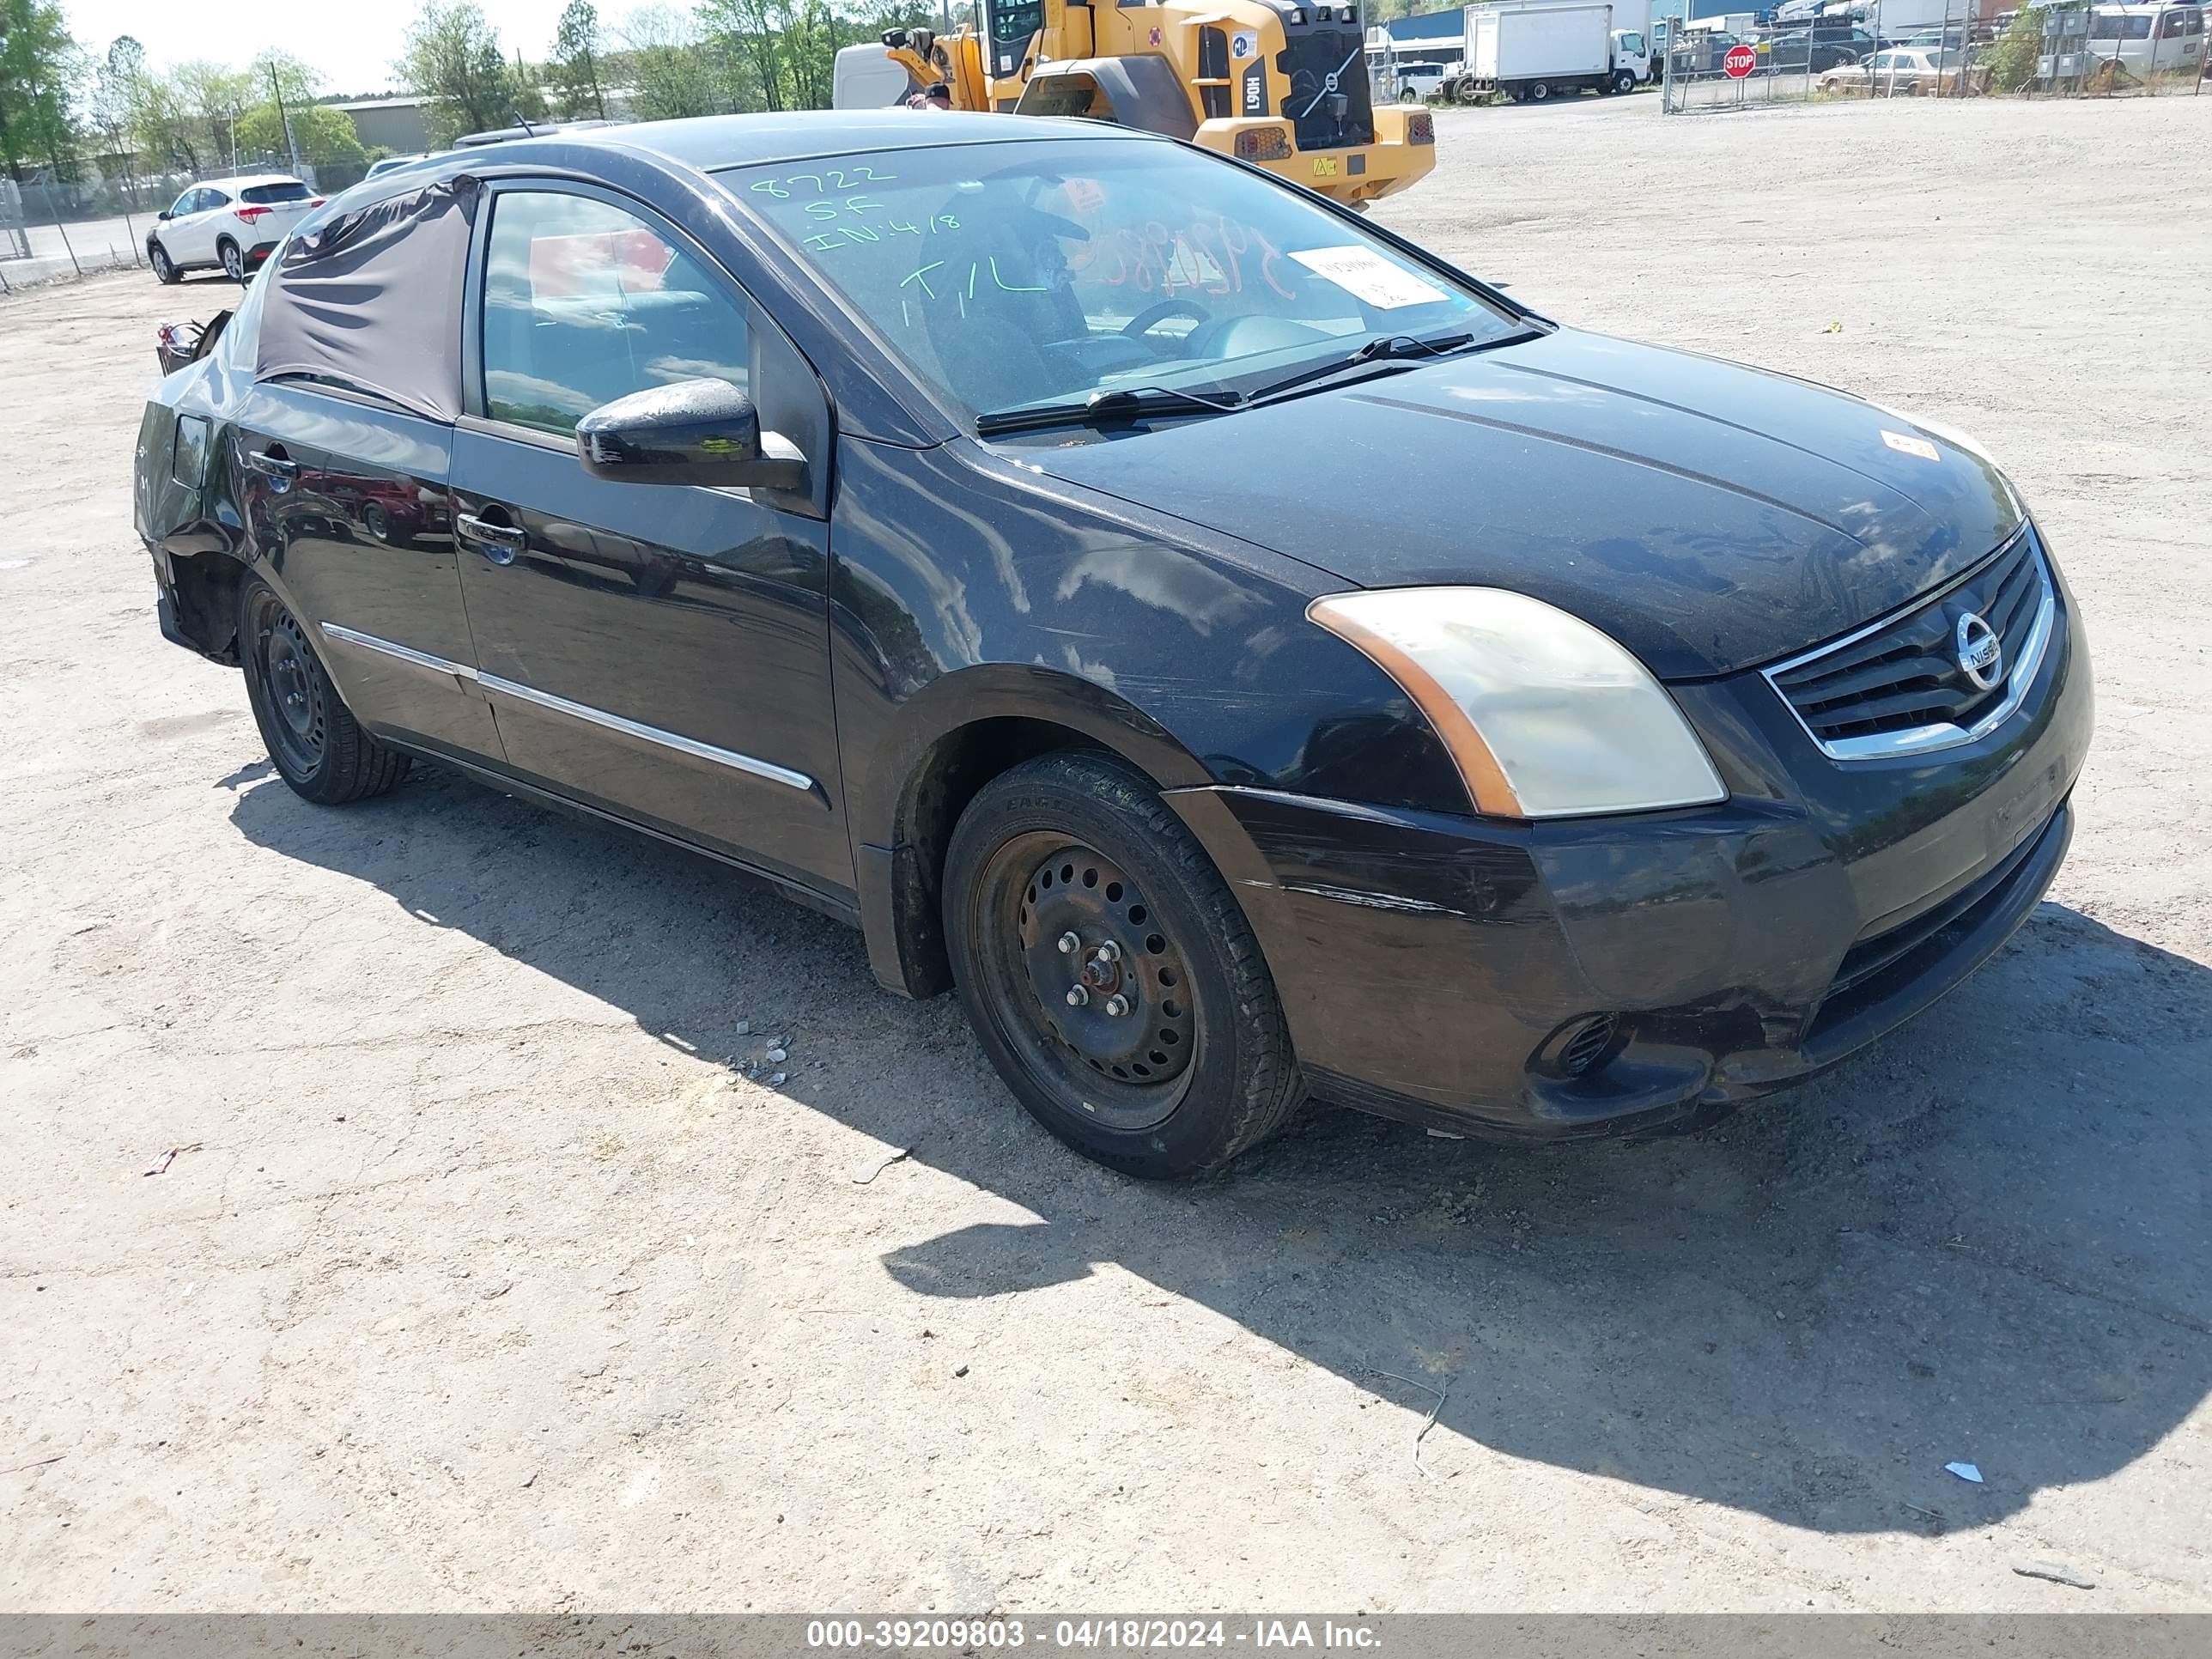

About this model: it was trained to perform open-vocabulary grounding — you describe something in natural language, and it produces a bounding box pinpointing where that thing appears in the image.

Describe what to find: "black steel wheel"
[944,750,1303,1178]
[238,575,410,805]
[149,240,180,284]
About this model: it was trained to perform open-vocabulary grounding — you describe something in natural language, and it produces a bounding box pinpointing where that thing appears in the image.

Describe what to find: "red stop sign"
[1723,42,1759,76]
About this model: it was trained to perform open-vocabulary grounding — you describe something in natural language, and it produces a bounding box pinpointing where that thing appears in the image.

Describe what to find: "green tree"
[88,35,148,198]
[696,0,787,112]
[172,59,255,167]
[0,0,83,180]
[623,5,729,118]
[550,0,608,118]
[397,1,517,143]
[236,101,365,166]
[1986,6,2045,92]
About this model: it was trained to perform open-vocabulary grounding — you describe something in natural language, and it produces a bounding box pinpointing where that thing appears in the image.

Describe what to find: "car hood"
[1018,327,2027,679]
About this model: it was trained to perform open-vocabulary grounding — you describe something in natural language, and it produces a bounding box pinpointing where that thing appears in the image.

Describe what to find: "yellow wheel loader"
[868,0,1434,209]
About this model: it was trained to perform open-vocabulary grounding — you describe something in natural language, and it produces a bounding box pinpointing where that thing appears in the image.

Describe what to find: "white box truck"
[1464,2,1647,100]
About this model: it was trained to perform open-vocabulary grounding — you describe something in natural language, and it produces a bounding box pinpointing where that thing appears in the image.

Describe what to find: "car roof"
[456,109,1135,174]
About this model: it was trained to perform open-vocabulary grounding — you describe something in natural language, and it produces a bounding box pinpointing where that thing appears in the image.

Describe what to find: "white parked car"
[147,174,324,285]
[1391,60,1459,100]
[1820,46,1962,91]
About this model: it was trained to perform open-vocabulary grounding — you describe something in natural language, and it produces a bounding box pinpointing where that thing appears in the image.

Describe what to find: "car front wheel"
[149,240,180,284]
[239,576,410,805]
[943,751,1303,1179]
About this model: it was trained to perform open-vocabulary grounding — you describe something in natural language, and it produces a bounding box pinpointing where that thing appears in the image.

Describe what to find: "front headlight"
[1308,587,1728,820]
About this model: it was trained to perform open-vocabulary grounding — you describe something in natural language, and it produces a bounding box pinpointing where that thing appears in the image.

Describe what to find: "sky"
[67,0,581,91]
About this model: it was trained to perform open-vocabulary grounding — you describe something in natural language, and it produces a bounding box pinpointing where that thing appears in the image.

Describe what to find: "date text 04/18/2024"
[805,1618,1382,1650]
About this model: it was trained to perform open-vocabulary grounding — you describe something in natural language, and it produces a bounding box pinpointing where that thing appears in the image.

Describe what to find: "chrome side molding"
[317,622,818,794]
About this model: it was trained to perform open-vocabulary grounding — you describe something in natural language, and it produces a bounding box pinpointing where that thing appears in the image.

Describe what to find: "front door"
[449,182,850,898]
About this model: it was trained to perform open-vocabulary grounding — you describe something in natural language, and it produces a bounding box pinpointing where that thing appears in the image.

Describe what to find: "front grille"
[1276,26,1375,151]
[1767,528,2052,760]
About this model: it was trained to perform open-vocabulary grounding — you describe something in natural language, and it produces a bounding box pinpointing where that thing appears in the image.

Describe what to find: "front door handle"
[456,512,526,566]
[246,449,299,489]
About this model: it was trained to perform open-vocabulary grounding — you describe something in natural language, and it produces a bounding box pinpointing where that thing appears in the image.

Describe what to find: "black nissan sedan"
[133,112,2092,1178]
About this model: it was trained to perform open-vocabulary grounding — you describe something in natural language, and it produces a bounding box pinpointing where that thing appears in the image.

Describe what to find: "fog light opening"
[1555,1013,1619,1079]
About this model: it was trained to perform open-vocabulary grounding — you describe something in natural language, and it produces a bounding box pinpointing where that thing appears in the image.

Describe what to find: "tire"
[149,239,180,284]
[1529,79,1553,100]
[238,575,410,805]
[1613,69,1639,93]
[220,238,246,284]
[942,750,1303,1179]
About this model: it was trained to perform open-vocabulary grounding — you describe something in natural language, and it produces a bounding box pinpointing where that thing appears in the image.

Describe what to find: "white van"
[1389,60,1460,100]
[2086,3,2206,75]
[833,41,920,108]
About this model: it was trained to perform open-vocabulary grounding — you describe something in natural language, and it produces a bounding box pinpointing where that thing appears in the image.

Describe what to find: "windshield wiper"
[1238,331,1480,407]
[974,384,1244,438]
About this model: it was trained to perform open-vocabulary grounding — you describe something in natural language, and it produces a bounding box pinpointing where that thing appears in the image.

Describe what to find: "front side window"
[480,191,750,438]
[719,139,1522,424]
[170,191,197,218]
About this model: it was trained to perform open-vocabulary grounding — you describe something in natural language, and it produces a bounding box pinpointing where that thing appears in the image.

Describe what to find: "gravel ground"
[4,93,2209,1614]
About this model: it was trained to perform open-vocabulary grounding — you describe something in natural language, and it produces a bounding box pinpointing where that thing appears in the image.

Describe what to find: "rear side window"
[255,177,478,422]
[480,191,750,438]
[172,416,210,486]
[242,181,312,205]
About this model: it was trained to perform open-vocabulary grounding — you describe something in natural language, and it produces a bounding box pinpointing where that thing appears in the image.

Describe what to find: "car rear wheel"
[943,751,1303,1179]
[220,239,246,283]
[1529,79,1553,100]
[149,240,180,284]
[239,576,410,805]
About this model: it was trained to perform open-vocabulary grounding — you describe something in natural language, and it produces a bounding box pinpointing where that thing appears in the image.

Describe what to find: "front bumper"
[1166,546,2094,1141]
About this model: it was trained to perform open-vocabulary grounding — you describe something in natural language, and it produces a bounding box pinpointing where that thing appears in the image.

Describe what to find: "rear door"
[448,179,849,897]
[231,383,501,763]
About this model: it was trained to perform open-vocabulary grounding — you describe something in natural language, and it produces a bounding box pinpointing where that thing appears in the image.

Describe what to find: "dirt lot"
[4,93,2209,1613]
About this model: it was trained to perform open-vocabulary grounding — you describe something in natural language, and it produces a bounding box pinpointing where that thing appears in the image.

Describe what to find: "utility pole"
[269,62,301,174]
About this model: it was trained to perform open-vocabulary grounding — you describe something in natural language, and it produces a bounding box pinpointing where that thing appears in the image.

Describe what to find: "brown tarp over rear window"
[254,177,479,422]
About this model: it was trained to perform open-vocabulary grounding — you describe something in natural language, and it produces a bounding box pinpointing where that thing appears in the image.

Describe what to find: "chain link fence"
[1660,3,2209,113]
[2,148,374,291]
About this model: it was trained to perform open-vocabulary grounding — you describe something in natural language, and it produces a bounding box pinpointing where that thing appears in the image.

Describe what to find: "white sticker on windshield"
[1289,246,1449,310]
[1881,428,1942,462]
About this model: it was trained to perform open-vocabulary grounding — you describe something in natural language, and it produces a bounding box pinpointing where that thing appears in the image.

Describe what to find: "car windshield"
[717,138,1522,425]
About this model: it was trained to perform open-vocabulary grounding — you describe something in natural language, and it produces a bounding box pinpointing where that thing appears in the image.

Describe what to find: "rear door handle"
[456,513,526,565]
[246,449,298,483]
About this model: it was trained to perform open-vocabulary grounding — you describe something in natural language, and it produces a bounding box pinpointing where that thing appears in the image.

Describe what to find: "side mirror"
[157,210,172,221]
[574,377,805,491]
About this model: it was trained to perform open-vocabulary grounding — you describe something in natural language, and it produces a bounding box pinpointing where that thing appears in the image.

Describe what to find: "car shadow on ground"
[230,761,2212,1537]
